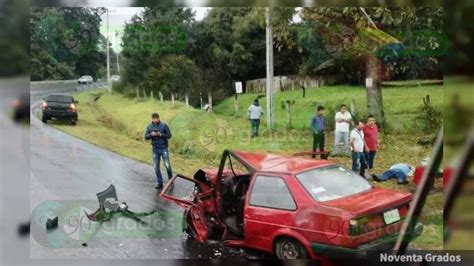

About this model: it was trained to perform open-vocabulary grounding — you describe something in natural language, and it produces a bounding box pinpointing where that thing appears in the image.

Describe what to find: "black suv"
[41,93,78,124]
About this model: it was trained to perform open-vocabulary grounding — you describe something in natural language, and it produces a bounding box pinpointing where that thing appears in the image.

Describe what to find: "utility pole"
[115,31,120,74]
[106,8,111,92]
[265,7,274,130]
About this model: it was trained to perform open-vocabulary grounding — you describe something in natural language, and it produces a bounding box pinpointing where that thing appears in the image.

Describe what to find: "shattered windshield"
[296,165,372,202]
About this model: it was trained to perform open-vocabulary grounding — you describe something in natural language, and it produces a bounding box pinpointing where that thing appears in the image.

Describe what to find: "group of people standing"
[143,102,382,189]
[311,104,380,178]
[245,99,381,179]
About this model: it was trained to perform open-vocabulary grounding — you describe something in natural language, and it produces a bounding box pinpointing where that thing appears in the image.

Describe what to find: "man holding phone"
[144,112,173,189]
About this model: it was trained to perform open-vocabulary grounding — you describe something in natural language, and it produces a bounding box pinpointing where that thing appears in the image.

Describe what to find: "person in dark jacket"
[144,112,173,189]
[310,106,326,158]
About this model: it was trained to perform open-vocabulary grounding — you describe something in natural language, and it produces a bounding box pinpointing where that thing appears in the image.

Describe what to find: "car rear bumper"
[43,110,78,120]
[311,222,423,258]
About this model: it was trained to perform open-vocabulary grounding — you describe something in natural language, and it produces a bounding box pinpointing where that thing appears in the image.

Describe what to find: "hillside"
[47,85,443,173]
[44,84,444,250]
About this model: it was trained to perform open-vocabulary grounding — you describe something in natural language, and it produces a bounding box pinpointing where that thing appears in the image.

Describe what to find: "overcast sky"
[100,7,210,52]
[100,7,299,52]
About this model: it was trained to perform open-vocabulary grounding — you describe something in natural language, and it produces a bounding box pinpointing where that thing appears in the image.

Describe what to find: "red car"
[160,150,423,259]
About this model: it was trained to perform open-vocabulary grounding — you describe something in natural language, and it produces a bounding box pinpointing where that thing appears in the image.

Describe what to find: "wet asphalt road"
[0,77,31,265]
[28,85,269,259]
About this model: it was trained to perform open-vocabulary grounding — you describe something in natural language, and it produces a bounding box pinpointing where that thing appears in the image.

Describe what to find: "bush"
[415,95,442,133]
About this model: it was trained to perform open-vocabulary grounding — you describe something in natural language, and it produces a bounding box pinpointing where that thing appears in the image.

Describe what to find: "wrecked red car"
[160,150,423,259]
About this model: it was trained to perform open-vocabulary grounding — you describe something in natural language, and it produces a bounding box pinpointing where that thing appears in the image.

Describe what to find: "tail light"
[349,204,410,236]
[349,217,370,236]
[41,102,48,110]
[68,103,77,112]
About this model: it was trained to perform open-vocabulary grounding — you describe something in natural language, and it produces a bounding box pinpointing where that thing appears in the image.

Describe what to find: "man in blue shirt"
[144,113,173,189]
[311,106,326,158]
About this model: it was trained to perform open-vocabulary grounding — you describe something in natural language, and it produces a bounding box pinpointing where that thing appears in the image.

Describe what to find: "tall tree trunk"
[366,56,385,128]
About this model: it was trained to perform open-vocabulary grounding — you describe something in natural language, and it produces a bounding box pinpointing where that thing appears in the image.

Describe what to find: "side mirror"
[74,100,79,104]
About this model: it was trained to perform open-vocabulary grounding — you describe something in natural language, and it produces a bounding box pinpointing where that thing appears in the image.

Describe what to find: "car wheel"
[41,115,48,123]
[71,120,77,125]
[275,237,308,259]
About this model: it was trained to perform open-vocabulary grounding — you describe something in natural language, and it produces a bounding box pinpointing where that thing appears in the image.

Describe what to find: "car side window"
[249,175,296,210]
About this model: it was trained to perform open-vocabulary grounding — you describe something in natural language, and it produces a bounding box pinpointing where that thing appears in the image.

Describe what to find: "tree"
[30,7,106,80]
[121,7,194,85]
[188,7,301,100]
[301,7,444,128]
[0,0,29,75]
[142,54,200,99]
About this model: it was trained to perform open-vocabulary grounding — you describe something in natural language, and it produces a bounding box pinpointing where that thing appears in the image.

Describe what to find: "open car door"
[160,174,214,243]
[161,174,200,208]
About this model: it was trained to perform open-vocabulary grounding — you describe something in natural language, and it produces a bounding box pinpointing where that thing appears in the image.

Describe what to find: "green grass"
[47,84,444,250]
[214,85,443,134]
[410,192,444,250]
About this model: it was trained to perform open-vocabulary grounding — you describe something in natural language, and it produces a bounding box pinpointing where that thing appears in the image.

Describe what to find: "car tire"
[41,115,48,123]
[275,237,308,259]
[71,120,77,125]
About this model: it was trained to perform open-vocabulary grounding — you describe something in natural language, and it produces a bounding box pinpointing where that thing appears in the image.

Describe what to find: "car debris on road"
[45,216,58,231]
[85,184,156,222]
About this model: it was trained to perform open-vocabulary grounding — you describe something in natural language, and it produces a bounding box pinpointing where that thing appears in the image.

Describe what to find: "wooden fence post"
[200,93,203,110]
[185,94,189,106]
[171,92,175,105]
[234,94,239,115]
[136,88,139,98]
[159,91,163,101]
[208,92,213,113]
[285,100,291,128]
[350,98,356,116]
[150,90,154,99]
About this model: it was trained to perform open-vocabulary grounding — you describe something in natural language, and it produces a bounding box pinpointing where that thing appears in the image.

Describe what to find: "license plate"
[383,209,401,224]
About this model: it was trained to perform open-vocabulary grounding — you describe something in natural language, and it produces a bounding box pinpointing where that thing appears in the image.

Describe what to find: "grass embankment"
[48,84,443,249]
[214,84,443,134]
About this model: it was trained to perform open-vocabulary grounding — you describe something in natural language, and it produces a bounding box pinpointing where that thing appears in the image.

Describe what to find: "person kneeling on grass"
[373,163,414,185]
[350,120,368,177]
[144,112,173,190]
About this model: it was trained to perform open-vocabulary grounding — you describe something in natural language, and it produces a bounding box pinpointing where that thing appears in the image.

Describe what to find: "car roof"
[232,150,335,174]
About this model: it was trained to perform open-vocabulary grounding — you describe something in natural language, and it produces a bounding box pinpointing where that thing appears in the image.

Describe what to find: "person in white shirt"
[350,120,369,177]
[248,99,264,138]
[333,104,353,156]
